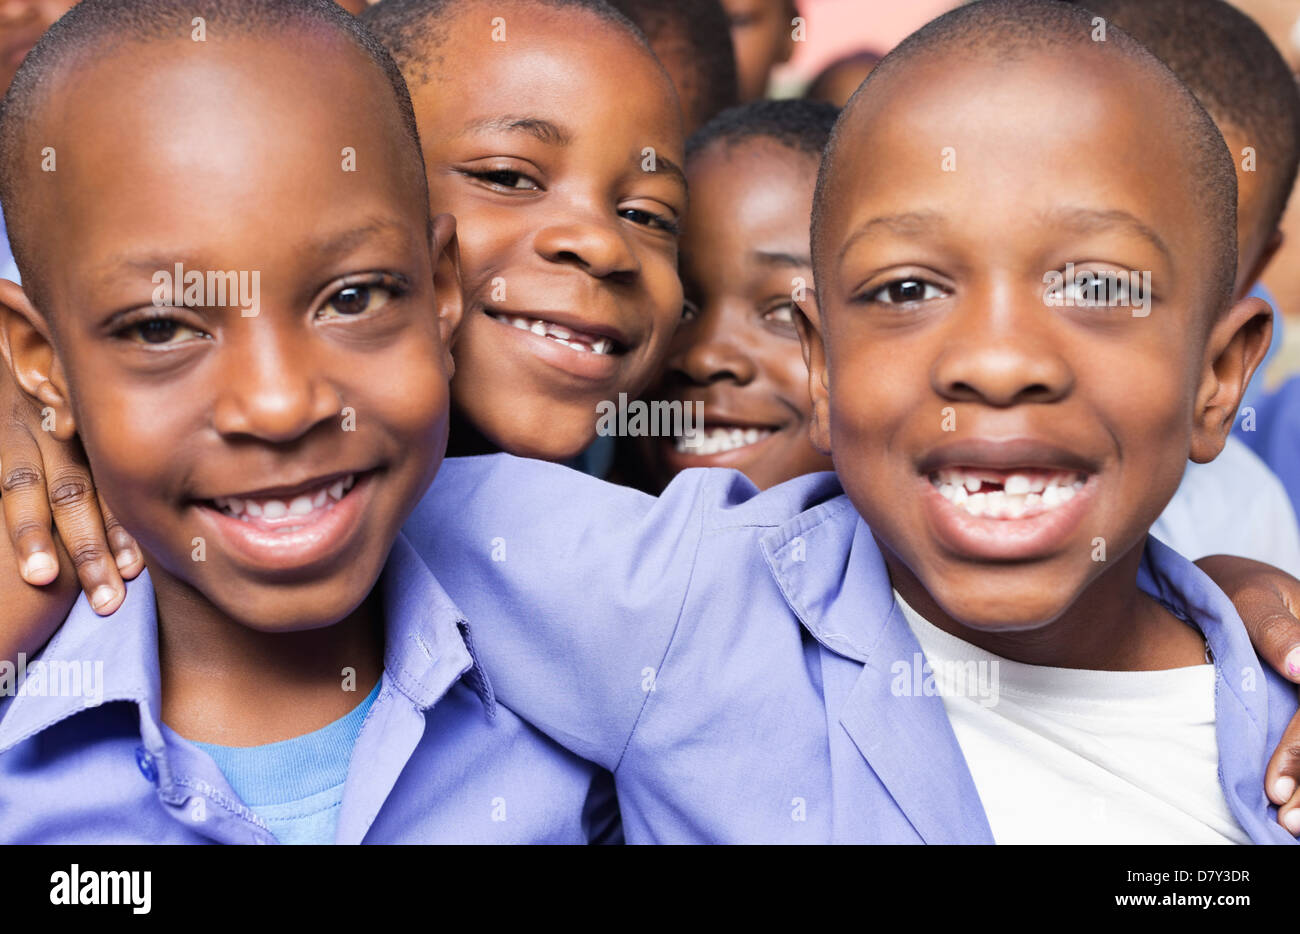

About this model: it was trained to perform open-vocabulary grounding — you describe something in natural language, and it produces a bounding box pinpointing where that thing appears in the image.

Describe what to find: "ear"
[792,288,831,456]
[0,278,76,441]
[1189,293,1271,464]
[1236,227,1284,300]
[428,212,464,378]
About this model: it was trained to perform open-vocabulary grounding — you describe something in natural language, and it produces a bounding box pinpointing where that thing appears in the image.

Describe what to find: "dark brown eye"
[138,319,178,343]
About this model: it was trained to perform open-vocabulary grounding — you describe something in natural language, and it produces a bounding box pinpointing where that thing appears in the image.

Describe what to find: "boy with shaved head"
[399,0,1300,842]
[0,0,618,844]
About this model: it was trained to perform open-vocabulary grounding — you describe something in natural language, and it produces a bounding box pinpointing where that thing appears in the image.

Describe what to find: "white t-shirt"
[894,592,1250,845]
[1154,435,1300,576]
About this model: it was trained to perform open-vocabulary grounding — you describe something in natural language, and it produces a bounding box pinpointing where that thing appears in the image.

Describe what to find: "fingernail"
[1287,647,1300,680]
[1284,810,1300,836]
[90,586,117,612]
[115,548,137,570]
[23,552,56,580]
[1274,777,1296,803]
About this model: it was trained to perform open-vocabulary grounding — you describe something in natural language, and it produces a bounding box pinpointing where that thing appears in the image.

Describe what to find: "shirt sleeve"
[402,454,711,768]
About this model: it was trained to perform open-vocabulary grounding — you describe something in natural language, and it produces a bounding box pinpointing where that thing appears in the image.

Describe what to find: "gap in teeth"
[928,469,1085,518]
[215,473,356,519]
[497,313,614,355]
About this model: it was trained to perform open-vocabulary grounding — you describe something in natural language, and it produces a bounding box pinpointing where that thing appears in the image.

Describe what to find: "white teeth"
[673,426,775,455]
[498,313,618,356]
[931,469,1086,519]
[214,473,355,521]
[1005,474,1030,495]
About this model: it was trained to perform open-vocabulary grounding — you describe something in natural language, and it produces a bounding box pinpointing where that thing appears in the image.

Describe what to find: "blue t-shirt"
[186,680,382,845]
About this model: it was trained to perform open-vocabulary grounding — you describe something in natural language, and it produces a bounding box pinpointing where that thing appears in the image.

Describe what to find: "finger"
[100,495,143,580]
[43,462,125,614]
[1265,720,1300,808]
[1235,599,1300,684]
[1277,785,1300,837]
[0,425,60,585]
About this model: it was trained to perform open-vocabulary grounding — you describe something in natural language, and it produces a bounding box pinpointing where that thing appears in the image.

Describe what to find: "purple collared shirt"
[407,455,1300,844]
[0,534,617,843]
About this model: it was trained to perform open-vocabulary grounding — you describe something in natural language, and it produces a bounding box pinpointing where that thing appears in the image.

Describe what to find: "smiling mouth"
[208,473,358,532]
[486,310,622,356]
[929,467,1088,519]
[673,425,775,455]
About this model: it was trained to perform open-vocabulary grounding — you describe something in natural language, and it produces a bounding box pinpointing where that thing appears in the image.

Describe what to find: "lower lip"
[919,473,1096,561]
[193,473,374,575]
[660,429,781,472]
[486,312,622,383]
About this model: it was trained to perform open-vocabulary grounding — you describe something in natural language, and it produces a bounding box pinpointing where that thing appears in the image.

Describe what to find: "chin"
[922,564,1088,633]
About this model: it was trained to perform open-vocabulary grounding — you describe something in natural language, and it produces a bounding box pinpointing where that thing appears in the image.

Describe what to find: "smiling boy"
[362,0,688,464]
[399,0,1300,842]
[0,0,614,844]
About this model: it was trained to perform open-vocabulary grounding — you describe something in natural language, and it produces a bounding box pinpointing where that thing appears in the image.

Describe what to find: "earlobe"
[429,212,464,377]
[0,278,77,440]
[1189,294,1271,463]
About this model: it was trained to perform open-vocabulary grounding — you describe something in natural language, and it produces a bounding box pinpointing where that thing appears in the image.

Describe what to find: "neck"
[149,563,384,746]
[884,537,1208,671]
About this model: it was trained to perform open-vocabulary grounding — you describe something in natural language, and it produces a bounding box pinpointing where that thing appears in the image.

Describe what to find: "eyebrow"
[456,114,573,146]
[641,153,687,192]
[835,211,945,265]
[1039,206,1173,267]
[834,207,1174,268]
[754,250,811,268]
[89,218,414,291]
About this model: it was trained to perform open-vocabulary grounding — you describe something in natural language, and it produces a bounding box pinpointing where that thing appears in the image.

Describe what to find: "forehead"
[28,36,424,296]
[820,49,1212,280]
[411,7,682,142]
[689,139,815,233]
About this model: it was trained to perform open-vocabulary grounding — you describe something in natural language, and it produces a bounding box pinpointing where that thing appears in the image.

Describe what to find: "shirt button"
[135,746,158,784]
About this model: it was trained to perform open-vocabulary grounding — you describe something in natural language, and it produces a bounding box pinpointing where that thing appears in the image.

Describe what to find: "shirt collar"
[760,495,902,666]
[0,567,160,754]
[0,531,494,755]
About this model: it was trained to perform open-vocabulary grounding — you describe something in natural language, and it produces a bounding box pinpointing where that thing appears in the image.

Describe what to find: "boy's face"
[0,0,75,96]
[4,37,457,631]
[406,8,687,461]
[656,138,832,490]
[805,50,1268,631]
[721,0,794,101]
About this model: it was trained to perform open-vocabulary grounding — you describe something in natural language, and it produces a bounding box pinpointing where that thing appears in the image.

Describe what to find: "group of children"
[3,0,1300,844]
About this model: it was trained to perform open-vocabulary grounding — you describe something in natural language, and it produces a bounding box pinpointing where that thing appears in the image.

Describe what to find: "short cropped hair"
[611,0,739,130]
[1082,0,1300,246]
[0,0,426,304]
[811,0,1238,312]
[362,0,651,89]
[687,98,838,162]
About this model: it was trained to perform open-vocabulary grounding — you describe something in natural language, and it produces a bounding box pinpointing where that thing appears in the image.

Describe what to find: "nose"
[931,292,1073,407]
[669,300,757,386]
[211,319,344,443]
[533,205,640,280]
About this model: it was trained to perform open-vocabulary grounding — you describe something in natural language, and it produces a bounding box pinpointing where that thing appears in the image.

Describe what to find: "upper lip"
[917,439,1099,475]
[196,469,365,503]
[485,305,633,351]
